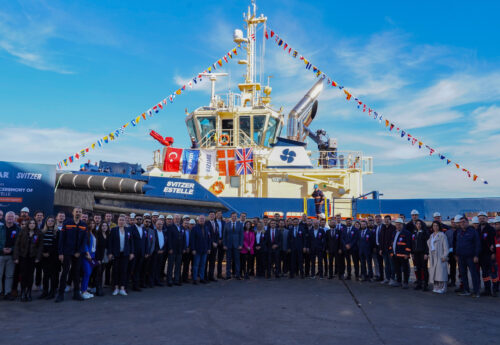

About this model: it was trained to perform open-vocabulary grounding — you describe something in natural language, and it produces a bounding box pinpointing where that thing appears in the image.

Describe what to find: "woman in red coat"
[241,221,255,279]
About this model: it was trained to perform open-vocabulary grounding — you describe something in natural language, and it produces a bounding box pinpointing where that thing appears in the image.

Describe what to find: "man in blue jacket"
[56,207,87,302]
[130,213,148,291]
[167,214,184,286]
[455,215,481,297]
[223,212,243,280]
[309,219,326,279]
[389,218,412,289]
[343,218,360,280]
[191,216,211,284]
[289,218,305,278]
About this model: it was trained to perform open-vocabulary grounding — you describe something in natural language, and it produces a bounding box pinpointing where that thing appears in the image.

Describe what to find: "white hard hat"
[143,213,151,217]
[183,215,190,219]
[478,211,487,217]
[166,215,173,220]
[433,212,441,217]
[410,210,419,215]
[130,213,136,219]
[152,212,159,216]
[494,216,500,223]
[189,219,196,225]
[21,207,29,213]
[471,216,479,224]
[395,218,404,224]
[158,215,165,219]
[454,215,463,223]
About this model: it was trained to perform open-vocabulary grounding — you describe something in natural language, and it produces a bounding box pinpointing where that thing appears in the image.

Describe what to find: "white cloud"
[470,105,500,134]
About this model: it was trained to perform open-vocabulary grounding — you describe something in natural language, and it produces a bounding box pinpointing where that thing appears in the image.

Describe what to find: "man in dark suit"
[309,219,326,279]
[325,218,337,279]
[379,215,396,284]
[215,210,225,279]
[181,217,194,283]
[190,216,211,284]
[359,220,375,281]
[300,216,312,277]
[152,218,167,287]
[223,212,243,280]
[254,222,267,277]
[343,218,360,280]
[204,211,219,282]
[289,218,305,278]
[167,214,184,286]
[130,214,148,291]
[265,219,281,278]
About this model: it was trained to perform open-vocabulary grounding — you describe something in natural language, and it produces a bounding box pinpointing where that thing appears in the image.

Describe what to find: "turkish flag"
[217,149,236,176]
[163,147,183,172]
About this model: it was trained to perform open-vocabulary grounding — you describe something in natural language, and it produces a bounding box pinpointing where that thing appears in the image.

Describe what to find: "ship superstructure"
[146,1,373,216]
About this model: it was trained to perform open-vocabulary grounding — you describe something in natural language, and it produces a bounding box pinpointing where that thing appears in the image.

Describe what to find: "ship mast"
[235,0,267,107]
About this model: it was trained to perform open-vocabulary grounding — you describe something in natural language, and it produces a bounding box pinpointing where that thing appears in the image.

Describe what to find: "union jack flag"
[235,148,253,175]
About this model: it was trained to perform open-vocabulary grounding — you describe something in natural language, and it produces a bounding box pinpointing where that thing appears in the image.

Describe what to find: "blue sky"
[1,0,499,198]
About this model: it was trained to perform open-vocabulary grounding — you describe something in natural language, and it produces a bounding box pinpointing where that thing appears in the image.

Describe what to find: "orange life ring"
[210,181,224,195]
[219,134,230,146]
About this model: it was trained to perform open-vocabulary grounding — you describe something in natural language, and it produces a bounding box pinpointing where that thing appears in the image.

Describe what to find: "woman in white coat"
[427,221,449,293]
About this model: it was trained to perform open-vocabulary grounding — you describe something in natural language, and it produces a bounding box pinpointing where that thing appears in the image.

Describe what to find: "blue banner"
[0,161,56,216]
[182,149,199,175]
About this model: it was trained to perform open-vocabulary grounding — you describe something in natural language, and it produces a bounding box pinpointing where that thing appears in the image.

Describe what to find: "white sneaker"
[82,292,93,299]
[119,289,128,296]
[112,289,119,296]
[64,286,72,293]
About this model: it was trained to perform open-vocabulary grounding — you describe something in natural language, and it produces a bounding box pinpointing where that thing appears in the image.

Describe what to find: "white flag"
[198,149,217,176]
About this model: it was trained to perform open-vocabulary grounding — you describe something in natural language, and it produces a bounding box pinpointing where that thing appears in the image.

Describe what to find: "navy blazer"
[309,228,326,252]
[167,224,185,254]
[204,220,218,245]
[131,225,148,257]
[342,226,360,251]
[109,227,134,257]
[288,226,306,251]
[215,219,225,241]
[223,221,244,249]
[359,228,375,254]
[264,227,282,251]
[326,228,343,253]
[190,224,211,254]
[254,231,267,252]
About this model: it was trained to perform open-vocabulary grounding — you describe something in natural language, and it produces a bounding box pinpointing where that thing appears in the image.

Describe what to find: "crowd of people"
[0,206,499,303]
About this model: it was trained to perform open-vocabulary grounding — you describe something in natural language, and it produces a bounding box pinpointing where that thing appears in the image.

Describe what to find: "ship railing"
[309,150,373,173]
[197,129,256,148]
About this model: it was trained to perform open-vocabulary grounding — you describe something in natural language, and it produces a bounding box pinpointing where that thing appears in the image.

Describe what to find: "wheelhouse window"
[264,116,279,146]
[253,115,266,146]
[186,118,198,141]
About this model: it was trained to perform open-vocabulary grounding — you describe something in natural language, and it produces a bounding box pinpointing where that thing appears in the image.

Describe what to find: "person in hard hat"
[312,185,325,217]
[389,218,412,289]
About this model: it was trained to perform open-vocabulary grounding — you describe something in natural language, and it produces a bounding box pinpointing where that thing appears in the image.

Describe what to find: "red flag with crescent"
[163,147,183,172]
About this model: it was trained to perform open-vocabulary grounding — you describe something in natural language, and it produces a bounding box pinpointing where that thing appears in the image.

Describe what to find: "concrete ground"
[0,278,498,345]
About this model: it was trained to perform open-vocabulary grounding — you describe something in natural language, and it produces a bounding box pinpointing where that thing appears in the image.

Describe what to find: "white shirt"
[136,224,143,238]
[157,229,164,249]
[393,231,400,254]
[376,224,382,246]
[119,230,125,252]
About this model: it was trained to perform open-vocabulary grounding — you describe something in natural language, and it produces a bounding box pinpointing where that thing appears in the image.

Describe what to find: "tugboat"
[55,1,373,218]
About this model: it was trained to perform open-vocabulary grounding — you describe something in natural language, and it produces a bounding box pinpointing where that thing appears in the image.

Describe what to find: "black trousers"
[255,248,266,277]
[304,252,311,277]
[290,249,304,278]
[360,250,373,279]
[35,260,42,287]
[310,250,324,278]
[216,243,225,278]
[58,255,80,296]
[335,252,345,277]
[19,257,35,291]
[144,255,153,286]
[105,260,113,286]
[323,251,329,276]
[112,253,129,288]
[267,249,280,277]
[41,254,59,294]
[345,249,360,278]
[92,263,103,291]
[152,251,166,285]
[205,246,217,280]
[280,251,290,275]
[131,255,145,288]
[241,253,253,276]
[375,249,384,280]
[167,252,182,284]
[327,251,334,278]
[393,256,410,284]
[413,252,428,286]
[448,252,457,284]
[182,252,193,281]
[249,254,255,275]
